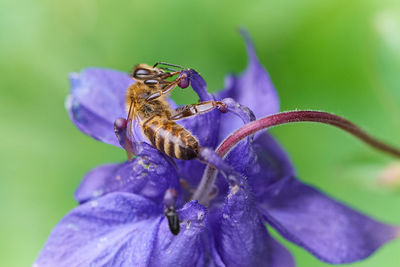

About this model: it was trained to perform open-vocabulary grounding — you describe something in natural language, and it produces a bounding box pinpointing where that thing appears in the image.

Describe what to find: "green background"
[1,0,400,266]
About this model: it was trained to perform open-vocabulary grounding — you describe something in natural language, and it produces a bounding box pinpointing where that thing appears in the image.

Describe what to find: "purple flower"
[35,31,399,267]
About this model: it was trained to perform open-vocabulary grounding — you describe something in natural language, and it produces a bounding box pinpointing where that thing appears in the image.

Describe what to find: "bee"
[125,62,226,161]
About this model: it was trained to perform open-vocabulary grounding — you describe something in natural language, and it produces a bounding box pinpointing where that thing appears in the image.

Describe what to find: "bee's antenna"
[153,62,184,69]
[159,66,180,72]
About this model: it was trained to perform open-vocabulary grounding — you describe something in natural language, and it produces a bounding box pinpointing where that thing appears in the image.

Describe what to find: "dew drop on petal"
[66,223,79,231]
[197,211,204,221]
[92,189,104,198]
[155,164,167,175]
[228,184,240,199]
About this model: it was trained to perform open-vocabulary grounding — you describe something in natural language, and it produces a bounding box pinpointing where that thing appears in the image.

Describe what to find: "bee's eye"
[134,69,152,79]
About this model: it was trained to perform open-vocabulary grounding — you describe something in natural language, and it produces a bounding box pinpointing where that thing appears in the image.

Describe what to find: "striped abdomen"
[142,116,199,160]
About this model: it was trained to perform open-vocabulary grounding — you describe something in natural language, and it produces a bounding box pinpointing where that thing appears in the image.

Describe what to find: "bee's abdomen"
[143,116,199,160]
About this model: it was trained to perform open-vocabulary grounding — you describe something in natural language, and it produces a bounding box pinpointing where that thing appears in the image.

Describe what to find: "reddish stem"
[193,110,400,205]
[217,110,400,158]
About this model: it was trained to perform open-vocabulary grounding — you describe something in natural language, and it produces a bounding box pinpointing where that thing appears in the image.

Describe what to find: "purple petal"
[75,145,180,204]
[249,132,295,199]
[259,176,398,264]
[203,227,226,267]
[213,132,295,203]
[214,185,295,267]
[177,110,221,149]
[210,140,258,201]
[152,200,209,266]
[66,68,133,146]
[216,30,280,140]
[35,194,210,267]
[175,160,206,189]
[35,193,162,267]
[187,69,214,102]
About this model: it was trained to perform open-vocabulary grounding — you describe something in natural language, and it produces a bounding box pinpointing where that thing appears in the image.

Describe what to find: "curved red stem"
[217,110,400,158]
[193,110,400,205]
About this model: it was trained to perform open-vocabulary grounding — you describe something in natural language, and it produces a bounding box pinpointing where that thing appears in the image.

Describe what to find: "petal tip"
[239,28,257,63]
[68,71,80,81]
[68,72,82,93]
[238,28,252,44]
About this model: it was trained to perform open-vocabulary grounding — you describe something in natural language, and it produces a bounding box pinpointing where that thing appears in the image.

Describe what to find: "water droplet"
[92,190,103,197]
[197,211,204,221]
[138,158,150,169]
[66,223,79,231]
[135,172,146,179]
[228,184,240,198]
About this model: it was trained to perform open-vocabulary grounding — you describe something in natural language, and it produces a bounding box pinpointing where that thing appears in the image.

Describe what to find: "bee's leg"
[157,71,181,79]
[145,84,178,101]
[170,101,227,121]
[145,76,186,101]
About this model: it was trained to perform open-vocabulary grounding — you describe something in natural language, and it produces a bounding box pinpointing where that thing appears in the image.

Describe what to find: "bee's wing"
[125,104,142,160]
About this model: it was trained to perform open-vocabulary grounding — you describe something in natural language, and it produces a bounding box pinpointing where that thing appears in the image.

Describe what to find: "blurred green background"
[1,0,400,266]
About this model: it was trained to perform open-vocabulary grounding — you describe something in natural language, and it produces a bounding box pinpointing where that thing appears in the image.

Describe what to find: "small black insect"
[165,205,180,235]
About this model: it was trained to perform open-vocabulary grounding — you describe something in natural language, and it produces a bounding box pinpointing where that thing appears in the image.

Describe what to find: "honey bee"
[125,62,226,161]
